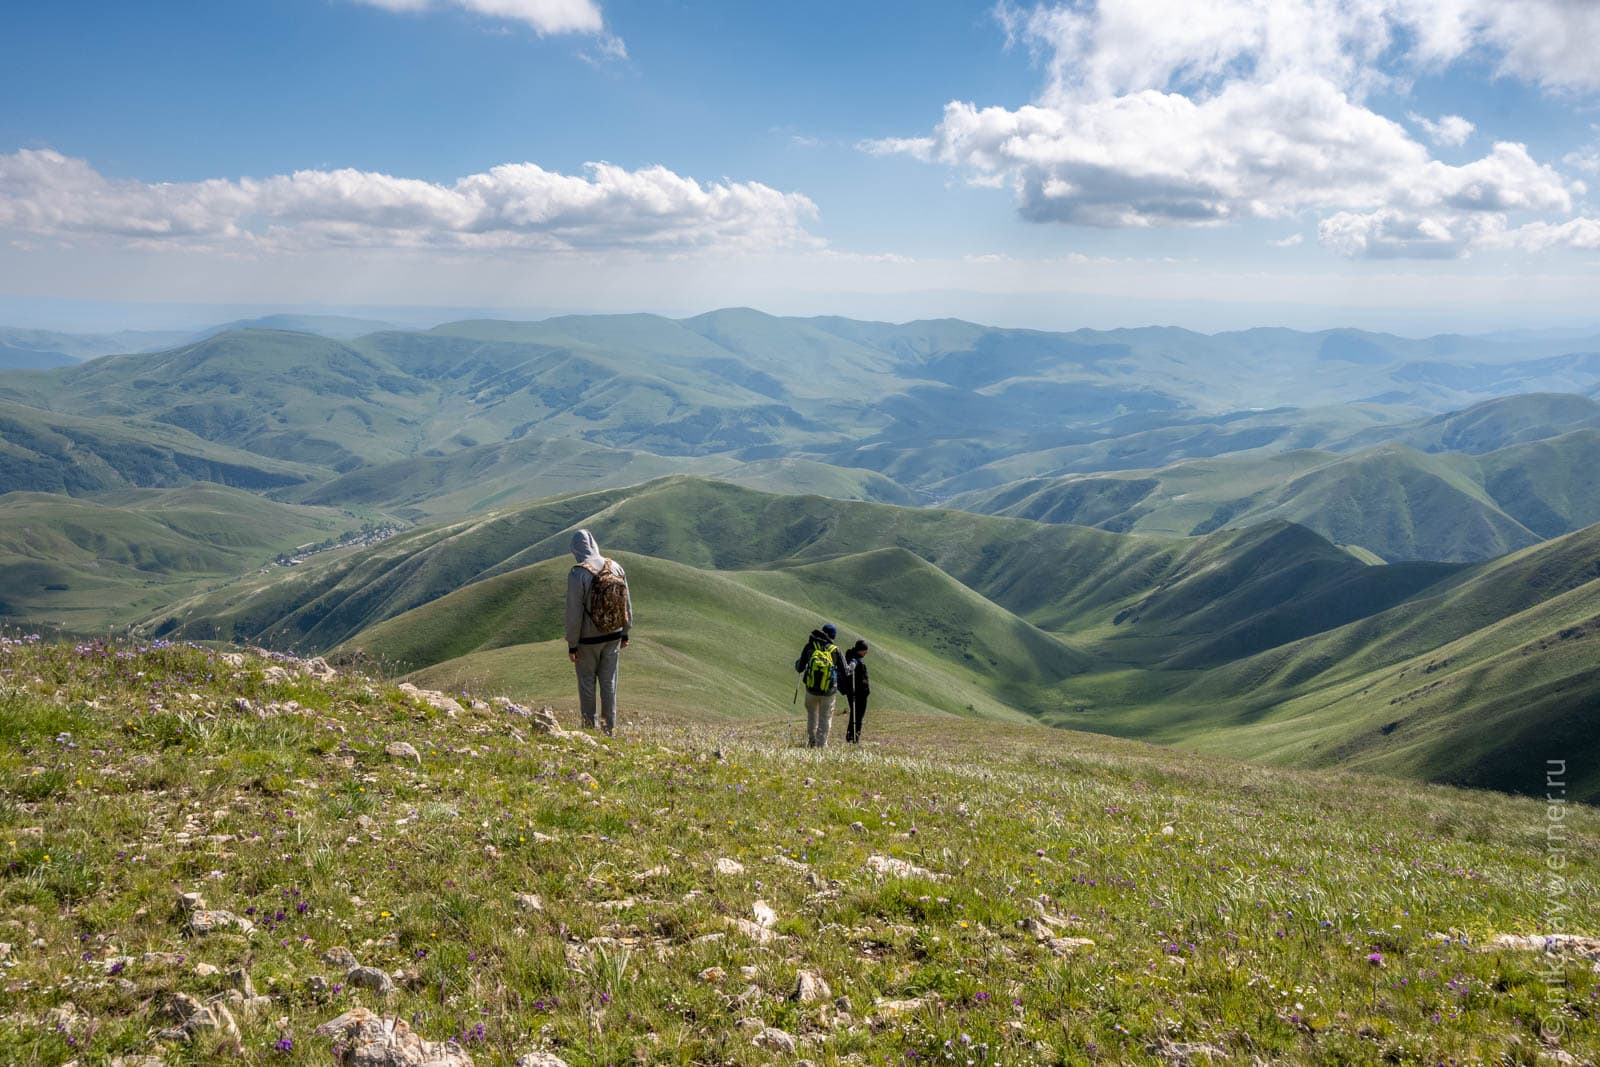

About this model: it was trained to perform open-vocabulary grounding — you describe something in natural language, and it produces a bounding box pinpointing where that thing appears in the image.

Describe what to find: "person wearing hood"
[565,529,632,736]
[794,622,847,748]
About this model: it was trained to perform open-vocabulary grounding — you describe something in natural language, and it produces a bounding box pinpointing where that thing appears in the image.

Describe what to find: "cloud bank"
[0,151,819,254]
[867,0,1600,259]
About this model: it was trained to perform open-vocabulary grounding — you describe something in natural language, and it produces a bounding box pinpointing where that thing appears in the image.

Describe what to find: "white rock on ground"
[751,900,778,928]
[864,854,942,881]
[794,970,832,1003]
[514,1054,572,1067]
[397,683,464,718]
[345,965,397,996]
[384,741,422,763]
[188,910,254,937]
[159,993,239,1043]
[751,1026,799,1053]
[314,1007,474,1067]
[322,946,360,969]
[727,918,779,944]
[714,857,745,876]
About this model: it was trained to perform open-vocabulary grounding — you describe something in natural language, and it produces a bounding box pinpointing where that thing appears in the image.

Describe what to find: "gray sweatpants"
[804,691,835,748]
[575,639,621,735]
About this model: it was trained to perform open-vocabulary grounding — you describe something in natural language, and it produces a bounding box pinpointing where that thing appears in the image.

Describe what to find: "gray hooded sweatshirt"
[565,529,631,652]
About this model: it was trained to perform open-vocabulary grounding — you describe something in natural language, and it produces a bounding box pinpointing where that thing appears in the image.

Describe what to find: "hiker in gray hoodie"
[565,529,631,735]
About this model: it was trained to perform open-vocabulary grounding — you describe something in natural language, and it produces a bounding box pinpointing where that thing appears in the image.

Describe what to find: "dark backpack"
[583,560,631,634]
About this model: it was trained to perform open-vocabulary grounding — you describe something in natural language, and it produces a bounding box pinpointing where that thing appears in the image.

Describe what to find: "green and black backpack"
[802,641,837,695]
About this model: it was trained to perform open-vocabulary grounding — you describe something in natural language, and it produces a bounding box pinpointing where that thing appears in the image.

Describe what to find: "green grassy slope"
[3,641,1595,1064]
[338,551,1044,722]
[287,439,916,520]
[0,484,365,627]
[150,477,1600,798]
[955,430,1600,562]
[1125,523,1600,799]
[155,479,1435,671]
[0,399,320,496]
[1334,391,1600,454]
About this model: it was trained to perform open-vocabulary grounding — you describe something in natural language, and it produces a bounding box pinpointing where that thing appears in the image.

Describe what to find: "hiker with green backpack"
[794,623,847,748]
[565,529,632,736]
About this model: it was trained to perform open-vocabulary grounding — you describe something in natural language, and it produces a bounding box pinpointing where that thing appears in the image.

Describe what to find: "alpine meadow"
[3,2,1600,1065]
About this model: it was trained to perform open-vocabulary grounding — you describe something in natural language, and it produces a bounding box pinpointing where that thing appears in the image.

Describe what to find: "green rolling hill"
[952,428,1600,562]
[0,398,321,495]
[0,484,370,628]
[142,477,1599,799]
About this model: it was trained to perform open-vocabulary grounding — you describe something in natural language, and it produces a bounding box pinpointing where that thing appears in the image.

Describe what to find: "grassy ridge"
[0,640,1595,1065]
[954,428,1600,563]
[0,485,368,628]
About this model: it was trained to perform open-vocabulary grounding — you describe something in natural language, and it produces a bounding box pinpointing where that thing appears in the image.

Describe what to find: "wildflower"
[1366,952,1384,966]
[273,1037,294,1053]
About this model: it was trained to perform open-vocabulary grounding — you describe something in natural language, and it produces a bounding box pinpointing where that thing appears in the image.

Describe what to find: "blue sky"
[2,0,1599,332]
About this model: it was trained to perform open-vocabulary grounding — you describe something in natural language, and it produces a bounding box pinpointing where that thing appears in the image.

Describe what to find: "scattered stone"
[397,683,464,718]
[160,992,239,1042]
[741,965,759,979]
[102,955,134,975]
[188,910,254,937]
[302,657,339,682]
[44,1002,84,1031]
[176,891,206,912]
[1485,933,1600,961]
[346,965,397,996]
[110,1056,167,1067]
[794,970,832,1004]
[232,697,253,714]
[699,967,726,983]
[226,967,256,997]
[633,865,670,882]
[864,854,942,881]
[872,994,935,1018]
[514,1054,571,1067]
[1046,937,1096,956]
[384,741,421,764]
[714,857,746,876]
[323,946,360,969]
[1152,1039,1228,1063]
[849,821,867,834]
[314,1007,474,1067]
[514,893,544,913]
[751,900,778,928]
[750,1025,799,1054]
[727,918,779,944]
[575,772,600,790]
[194,962,219,977]
[309,975,330,994]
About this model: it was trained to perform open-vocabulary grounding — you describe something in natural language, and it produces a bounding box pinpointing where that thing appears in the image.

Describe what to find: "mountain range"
[1,310,1598,800]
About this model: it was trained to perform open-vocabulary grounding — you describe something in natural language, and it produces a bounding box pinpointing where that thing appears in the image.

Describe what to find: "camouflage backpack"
[584,560,631,634]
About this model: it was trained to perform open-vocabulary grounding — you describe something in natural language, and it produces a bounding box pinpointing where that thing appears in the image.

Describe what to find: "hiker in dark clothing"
[794,622,847,748]
[842,639,870,743]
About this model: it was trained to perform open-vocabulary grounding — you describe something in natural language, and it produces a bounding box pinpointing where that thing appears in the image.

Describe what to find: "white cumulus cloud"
[1409,112,1474,147]
[354,0,607,36]
[0,150,819,254]
[872,0,1599,259]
